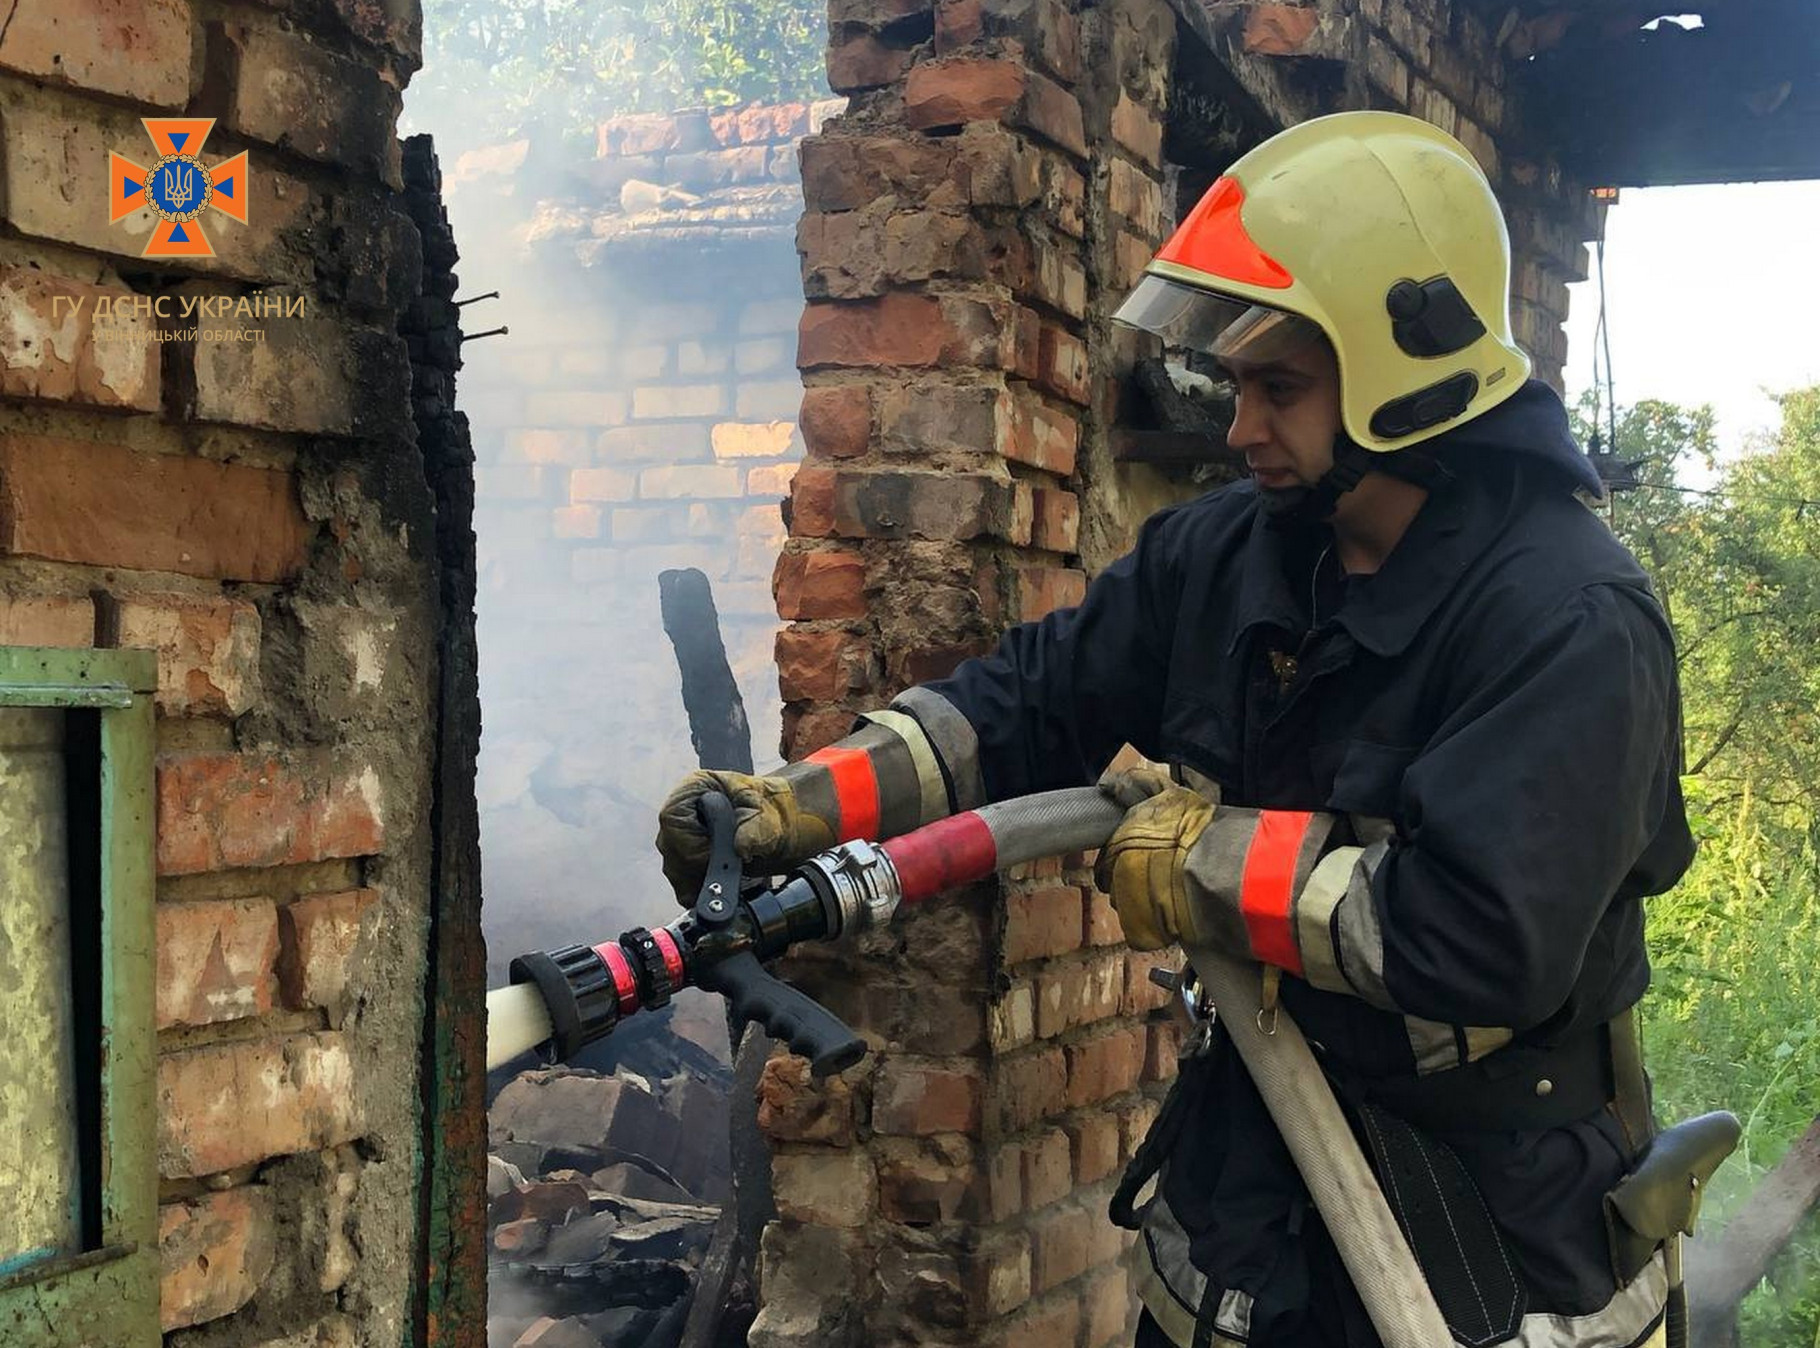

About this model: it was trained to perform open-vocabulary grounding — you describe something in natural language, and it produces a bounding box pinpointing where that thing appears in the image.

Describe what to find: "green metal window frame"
[0,648,159,1346]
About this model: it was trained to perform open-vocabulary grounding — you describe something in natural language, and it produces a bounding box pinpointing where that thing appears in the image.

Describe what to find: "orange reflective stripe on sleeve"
[1154,176,1294,291]
[1239,810,1314,975]
[805,744,881,842]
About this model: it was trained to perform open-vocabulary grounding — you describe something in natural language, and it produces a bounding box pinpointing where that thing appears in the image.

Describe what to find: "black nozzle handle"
[694,790,743,925]
[696,949,866,1078]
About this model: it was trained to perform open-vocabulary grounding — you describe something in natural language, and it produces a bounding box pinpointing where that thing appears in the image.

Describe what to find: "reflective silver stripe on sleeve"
[1294,845,1361,996]
[891,685,985,811]
[1287,813,1337,896]
[1130,1192,1234,1348]
[1400,1019,1512,1074]
[1330,838,1396,1011]
[861,709,949,829]
[1181,809,1261,960]
[778,758,840,837]
[1404,1015,1465,1074]
[1462,1025,1515,1062]
[1215,1289,1254,1341]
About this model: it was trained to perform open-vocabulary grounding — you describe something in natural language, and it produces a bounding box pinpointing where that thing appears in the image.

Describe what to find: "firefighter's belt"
[1603,1110,1741,1284]
[1331,1021,1619,1134]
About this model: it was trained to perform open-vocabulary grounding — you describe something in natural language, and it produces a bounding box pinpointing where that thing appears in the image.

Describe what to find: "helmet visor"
[1113,275,1324,366]
[1111,274,1248,353]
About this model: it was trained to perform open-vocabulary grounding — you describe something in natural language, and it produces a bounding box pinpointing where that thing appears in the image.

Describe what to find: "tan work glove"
[1093,766,1215,951]
[656,769,838,902]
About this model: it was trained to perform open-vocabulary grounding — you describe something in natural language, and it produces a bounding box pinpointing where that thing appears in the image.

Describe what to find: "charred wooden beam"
[657,568,754,776]
[1687,1112,1820,1341]
[1463,0,1676,56]
[1114,358,1244,468]
[1519,2,1820,185]
[403,132,490,1348]
[1164,16,1279,170]
[1166,53,1271,172]
[1112,430,1249,466]
[655,566,774,1348]
[1160,0,1330,172]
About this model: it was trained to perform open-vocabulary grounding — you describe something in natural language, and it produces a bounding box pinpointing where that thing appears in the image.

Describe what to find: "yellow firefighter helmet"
[1113,110,1532,452]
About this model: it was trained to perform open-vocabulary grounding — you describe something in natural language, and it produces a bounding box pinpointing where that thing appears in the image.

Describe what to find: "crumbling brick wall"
[754,2,1605,1346]
[751,3,1187,1345]
[0,2,465,1344]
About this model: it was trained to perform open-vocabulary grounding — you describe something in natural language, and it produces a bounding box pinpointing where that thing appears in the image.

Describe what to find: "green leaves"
[1592,388,1820,1346]
[1582,392,1820,819]
[411,0,829,144]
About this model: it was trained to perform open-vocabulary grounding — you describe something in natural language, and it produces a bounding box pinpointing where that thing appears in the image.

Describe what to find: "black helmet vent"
[1386,277,1486,358]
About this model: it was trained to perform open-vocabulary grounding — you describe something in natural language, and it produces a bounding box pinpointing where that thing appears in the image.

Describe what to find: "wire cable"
[1629,481,1820,513]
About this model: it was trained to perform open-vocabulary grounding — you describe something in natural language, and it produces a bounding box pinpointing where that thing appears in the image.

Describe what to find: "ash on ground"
[487,997,745,1348]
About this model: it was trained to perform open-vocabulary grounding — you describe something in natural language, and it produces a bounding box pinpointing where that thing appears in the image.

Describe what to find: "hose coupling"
[801,839,903,939]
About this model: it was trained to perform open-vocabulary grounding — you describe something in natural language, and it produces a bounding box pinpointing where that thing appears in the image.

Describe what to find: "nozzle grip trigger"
[694,790,742,925]
[696,950,866,1078]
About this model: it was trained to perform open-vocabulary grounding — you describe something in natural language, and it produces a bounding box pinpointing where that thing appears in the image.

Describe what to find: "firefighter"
[658,111,1693,1346]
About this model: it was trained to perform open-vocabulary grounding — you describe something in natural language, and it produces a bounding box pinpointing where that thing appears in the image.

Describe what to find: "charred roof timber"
[1505,0,1820,185]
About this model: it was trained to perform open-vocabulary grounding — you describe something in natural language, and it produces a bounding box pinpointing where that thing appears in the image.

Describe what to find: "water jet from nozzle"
[486,982,554,1070]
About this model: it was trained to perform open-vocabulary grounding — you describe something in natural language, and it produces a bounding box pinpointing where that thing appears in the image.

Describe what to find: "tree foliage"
[407,0,829,148]
[1578,391,1820,1343]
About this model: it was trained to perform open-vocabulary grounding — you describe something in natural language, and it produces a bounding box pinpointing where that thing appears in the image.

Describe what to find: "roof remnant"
[453,99,847,266]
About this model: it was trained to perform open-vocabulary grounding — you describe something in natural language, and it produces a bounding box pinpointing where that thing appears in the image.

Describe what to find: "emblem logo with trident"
[108,118,249,259]
[148,155,212,222]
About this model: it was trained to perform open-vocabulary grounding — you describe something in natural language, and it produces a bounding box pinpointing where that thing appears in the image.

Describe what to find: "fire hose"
[488,787,1454,1348]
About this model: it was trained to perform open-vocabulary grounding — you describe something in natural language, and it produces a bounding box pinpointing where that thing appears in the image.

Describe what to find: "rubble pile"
[487,1059,744,1348]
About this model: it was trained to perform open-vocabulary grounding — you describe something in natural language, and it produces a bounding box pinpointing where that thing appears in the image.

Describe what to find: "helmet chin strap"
[1261,435,1452,532]
[1261,434,1375,530]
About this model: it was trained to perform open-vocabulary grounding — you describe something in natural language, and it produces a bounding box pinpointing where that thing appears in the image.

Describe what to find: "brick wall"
[445,100,842,966]
[0,3,450,1345]
[750,1,1191,1343]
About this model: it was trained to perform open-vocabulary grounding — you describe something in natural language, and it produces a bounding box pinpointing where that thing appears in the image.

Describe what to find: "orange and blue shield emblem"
[109,119,248,258]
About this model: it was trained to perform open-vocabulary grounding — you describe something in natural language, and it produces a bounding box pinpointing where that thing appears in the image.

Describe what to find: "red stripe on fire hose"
[807,744,881,842]
[595,941,641,1015]
[1239,810,1312,976]
[881,811,998,906]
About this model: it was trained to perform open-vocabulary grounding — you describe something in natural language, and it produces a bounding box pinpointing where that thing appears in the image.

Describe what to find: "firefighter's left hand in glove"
[1094,766,1215,951]
[656,770,837,903]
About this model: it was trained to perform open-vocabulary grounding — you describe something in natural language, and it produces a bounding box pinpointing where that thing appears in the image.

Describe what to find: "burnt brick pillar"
[755,1,1184,1345]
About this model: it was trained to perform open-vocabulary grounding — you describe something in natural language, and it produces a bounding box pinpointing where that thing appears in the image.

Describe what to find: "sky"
[1562,180,1820,459]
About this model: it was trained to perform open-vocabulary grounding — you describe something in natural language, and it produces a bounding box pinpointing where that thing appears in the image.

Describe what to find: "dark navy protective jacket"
[919,382,1695,1344]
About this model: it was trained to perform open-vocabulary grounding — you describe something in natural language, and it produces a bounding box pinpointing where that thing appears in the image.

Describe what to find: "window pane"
[0,708,81,1274]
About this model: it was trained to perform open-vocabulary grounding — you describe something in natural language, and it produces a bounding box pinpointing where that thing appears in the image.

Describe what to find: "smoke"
[426,142,798,980]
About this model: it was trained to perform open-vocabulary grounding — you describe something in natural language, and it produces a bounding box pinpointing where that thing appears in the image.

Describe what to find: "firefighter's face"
[1220,337,1343,496]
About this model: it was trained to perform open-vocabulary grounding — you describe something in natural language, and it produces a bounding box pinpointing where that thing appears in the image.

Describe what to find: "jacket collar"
[1227,381,1586,659]
[1229,480,1491,659]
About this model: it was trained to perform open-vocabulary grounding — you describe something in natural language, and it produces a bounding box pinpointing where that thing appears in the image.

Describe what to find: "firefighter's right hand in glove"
[656,770,838,903]
[1094,766,1215,951]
